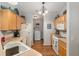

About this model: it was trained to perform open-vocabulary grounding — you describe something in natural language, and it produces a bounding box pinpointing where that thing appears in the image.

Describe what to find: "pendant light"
[38,2,48,16]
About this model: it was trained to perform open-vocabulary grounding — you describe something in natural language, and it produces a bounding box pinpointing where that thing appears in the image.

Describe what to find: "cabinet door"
[55,18,59,28]
[51,33,54,47]
[64,14,67,30]
[0,10,2,30]
[0,9,23,30]
[61,16,66,30]
[2,9,17,30]
[58,40,66,56]
[9,12,17,30]
[60,16,64,24]
[53,20,56,29]
[58,17,61,24]
[56,16,65,30]
[1,10,11,30]
[16,16,22,30]
[58,44,66,56]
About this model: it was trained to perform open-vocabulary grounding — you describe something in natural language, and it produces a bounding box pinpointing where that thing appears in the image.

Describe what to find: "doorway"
[33,15,44,44]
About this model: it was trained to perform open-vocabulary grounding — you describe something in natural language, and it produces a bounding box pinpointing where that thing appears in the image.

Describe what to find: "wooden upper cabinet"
[64,14,67,30]
[0,10,2,30]
[0,9,24,30]
[9,12,17,30]
[1,9,17,30]
[54,13,67,31]
[16,15,25,30]
[1,9,11,30]
[54,17,59,28]
[60,16,64,23]
[16,15,22,30]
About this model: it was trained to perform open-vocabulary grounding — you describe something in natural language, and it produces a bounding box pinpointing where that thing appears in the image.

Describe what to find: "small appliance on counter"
[13,30,20,37]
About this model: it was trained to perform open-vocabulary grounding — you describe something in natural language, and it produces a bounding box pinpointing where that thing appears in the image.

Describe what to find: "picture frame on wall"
[47,24,51,29]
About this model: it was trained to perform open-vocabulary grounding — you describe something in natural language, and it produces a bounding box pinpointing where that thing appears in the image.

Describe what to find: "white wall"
[43,7,66,45]
[43,13,56,45]
[69,3,79,56]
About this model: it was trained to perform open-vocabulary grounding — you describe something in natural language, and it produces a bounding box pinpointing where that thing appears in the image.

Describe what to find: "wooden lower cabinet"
[58,40,66,56]
[51,33,55,47]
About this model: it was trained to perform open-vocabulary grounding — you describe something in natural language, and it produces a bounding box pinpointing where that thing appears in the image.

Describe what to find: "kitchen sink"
[4,41,31,56]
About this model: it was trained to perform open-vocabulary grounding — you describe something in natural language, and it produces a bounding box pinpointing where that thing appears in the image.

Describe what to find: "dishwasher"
[53,36,58,55]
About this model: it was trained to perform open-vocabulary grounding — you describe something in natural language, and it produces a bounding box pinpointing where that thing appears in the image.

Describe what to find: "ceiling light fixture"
[38,2,48,16]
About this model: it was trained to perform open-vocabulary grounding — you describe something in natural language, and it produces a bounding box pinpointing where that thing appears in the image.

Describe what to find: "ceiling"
[0,2,67,17]
[16,2,67,14]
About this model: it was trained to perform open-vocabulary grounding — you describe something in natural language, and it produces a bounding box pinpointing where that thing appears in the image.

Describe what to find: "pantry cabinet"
[0,9,23,30]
